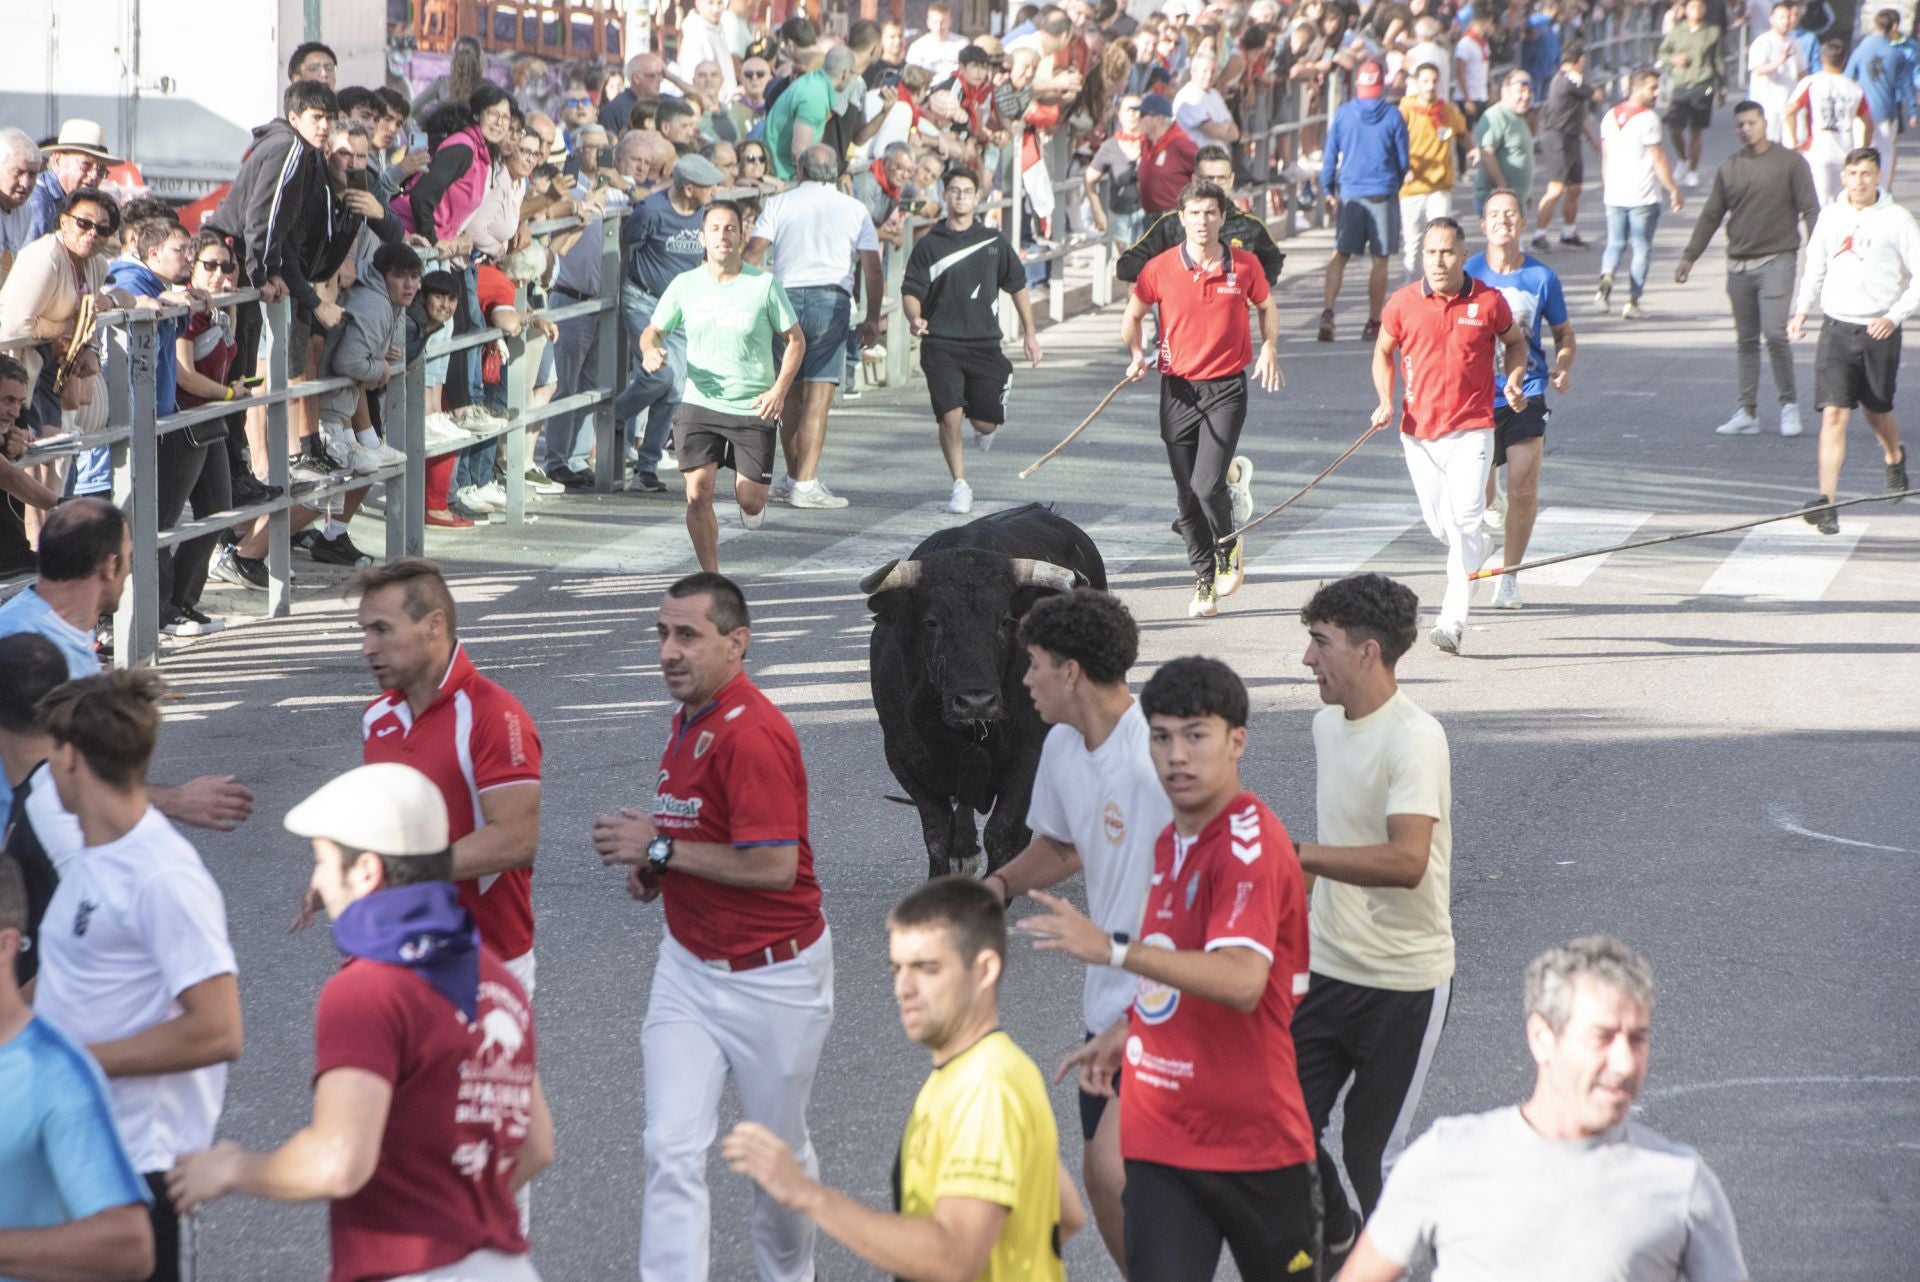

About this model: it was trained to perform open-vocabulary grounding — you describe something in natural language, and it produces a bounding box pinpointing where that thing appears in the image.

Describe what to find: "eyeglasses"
[197,257,237,272]
[743,69,771,79]
[564,96,594,108]
[741,152,768,165]
[518,146,544,160]
[64,214,111,235]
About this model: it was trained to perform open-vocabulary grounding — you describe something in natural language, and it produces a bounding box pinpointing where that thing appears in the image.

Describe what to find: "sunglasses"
[743,69,771,79]
[741,152,768,164]
[564,96,593,107]
[197,257,237,272]
[65,214,111,234]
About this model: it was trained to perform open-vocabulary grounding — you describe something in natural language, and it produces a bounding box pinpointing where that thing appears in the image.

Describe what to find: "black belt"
[551,284,593,302]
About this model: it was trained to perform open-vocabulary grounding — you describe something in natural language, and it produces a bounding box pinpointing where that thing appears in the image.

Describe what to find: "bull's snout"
[946,691,1002,723]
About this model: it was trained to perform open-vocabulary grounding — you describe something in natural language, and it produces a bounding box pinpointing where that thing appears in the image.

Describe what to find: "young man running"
[1785,39,1872,208]
[900,166,1042,516]
[1293,574,1456,1272]
[1031,656,1320,1282]
[722,878,1082,1281]
[642,199,807,571]
[1122,182,1283,620]
[1789,147,1919,533]
[1467,189,1576,610]
[973,588,1167,1273]
[1373,218,1530,653]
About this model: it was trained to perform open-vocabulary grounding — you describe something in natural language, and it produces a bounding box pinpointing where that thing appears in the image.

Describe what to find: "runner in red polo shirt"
[332,560,544,992]
[1028,656,1320,1282]
[590,571,832,1282]
[1124,180,1284,620]
[1372,218,1530,655]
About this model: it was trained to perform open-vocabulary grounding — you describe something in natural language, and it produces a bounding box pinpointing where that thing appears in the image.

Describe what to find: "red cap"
[1356,60,1384,98]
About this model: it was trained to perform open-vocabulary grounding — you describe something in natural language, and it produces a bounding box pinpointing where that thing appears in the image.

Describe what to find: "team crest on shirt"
[1133,932,1180,1024]
[1103,801,1126,846]
[694,730,715,759]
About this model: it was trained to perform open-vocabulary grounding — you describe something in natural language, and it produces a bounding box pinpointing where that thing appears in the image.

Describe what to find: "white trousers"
[1399,190,1453,276]
[639,927,835,1282]
[1808,139,1848,207]
[1874,120,1900,185]
[1401,430,1493,630]
[389,1249,542,1281]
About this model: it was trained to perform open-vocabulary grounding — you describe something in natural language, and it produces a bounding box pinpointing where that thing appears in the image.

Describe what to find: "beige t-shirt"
[1309,690,1454,991]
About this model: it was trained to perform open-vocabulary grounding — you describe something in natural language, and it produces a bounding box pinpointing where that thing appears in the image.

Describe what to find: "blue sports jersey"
[1465,251,1567,405]
[0,1017,150,1241]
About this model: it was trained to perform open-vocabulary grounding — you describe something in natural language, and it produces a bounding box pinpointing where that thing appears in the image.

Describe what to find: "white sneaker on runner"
[769,474,796,505]
[1778,404,1803,437]
[789,479,849,509]
[947,479,974,514]
[1683,169,1700,189]
[1227,455,1254,526]
[1714,408,1760,435]
[1489,574,1522,609]
[1430,622,1463,654]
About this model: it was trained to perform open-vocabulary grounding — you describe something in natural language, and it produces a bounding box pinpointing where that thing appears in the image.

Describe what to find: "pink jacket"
[398,124,495,241]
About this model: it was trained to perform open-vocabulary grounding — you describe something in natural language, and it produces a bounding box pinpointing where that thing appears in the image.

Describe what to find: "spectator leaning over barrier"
[318,242,420,488]
[1399,61,1470,279]
[402,84,513,254]
[1135,92,1198,219]
[1319,60,1410,343]
[24,120,113,244]
[0,130,40,287]
[1473,68,1537,212]
[746,143,884,511]
[1172,49,1241,142]
[1085,95,1147,245]
[767,45,856,181]
[0,355,59,575]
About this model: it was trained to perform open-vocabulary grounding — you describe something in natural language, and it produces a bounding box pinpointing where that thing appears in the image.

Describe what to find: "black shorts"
[671,405,777,483]
[1122,1159,1323,1282]
[1076,1029,1123,1142]
[1539,135,1584,187]
[1815,317,1902,413]
[1493,394,1549,467]
[921,337,1013,425]
[1666,84,1713,131]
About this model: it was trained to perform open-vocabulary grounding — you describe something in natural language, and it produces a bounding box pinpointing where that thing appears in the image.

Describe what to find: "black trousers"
[1292,973,1452,1249]
[1160,372,1247,576]
[1122,1158,1323,1282]
[153,431,210,616]
[170,433,233,614]
[141,1171,181,1282]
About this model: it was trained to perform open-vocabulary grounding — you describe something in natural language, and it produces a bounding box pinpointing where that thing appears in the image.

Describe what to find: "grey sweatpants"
[1727,254,1797,411]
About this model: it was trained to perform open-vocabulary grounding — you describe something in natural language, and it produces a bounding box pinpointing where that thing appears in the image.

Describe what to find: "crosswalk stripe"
[1087,503,1188,576]
[559,509,745,573]
[1698,520,1869,600]
[1250,501,1422,578]
[1510,508,1655,586]
[767,500,1017,578]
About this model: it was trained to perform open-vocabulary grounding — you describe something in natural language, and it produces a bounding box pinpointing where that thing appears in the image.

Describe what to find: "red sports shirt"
[1133,246,1270,382]
[314,948,535,1282]
[1379,275,1514,440]
[1120,791,1315,1173]
[362,645,542,959]
[1138,123,1199,214]
[652,671,823,960]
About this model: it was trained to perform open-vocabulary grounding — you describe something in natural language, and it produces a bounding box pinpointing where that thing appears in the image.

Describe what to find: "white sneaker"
[476,481,508,509]
[1683,169,1700,189]
[947,478,974,514]
[769,474,796,505]
[345,445,392,474]
[789,479,849,509]
[741,505,765,530]
[454,405,510,433]
[423,413,465,446]
[1778,403,1803,437]
[1489,574,1522,609]
[974,430,996,453]
[1714,408,1760,435]
[657,448,679,472]
[1430,622,1463,654]
[1227,455,1255,526]
[321,424,355,469]
[366,441,407,466]
[456,484,502,513]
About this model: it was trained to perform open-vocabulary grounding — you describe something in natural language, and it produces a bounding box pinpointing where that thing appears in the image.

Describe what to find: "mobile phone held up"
[410,130,428,151]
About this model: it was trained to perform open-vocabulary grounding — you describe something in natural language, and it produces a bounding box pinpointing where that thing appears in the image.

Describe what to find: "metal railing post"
[402,353,427,556]
[111,315,160,668]
[386,359,415,561]
[592,216,622,494]
[263,298,293,619]
[502,279,530,525]
[883,229,910,388]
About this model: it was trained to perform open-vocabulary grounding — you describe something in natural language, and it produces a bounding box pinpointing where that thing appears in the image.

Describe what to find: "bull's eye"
[921,615,939,631]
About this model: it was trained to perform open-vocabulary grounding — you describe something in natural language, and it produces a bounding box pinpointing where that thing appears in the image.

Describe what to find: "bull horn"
[1008,559,1079,592]
[859,559,921,595]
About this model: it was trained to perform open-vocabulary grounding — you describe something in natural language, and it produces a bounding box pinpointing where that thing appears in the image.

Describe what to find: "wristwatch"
[645,834,674,874]
[1108,931,1131,970]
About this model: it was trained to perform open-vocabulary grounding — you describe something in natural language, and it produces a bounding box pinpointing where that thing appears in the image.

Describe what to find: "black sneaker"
[1801,494,1839,535]
[292,529,320,552]
[310,530,374,567]
[1888,447,1908,501]
[628,470,667,493]
[211,547,268,590]
[231,473,277,505]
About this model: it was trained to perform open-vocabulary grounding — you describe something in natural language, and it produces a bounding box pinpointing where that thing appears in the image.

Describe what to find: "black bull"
[862,504,1107,878]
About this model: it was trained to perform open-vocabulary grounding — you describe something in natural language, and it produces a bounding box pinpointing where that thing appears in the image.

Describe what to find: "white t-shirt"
[1308,692,1453,992]
[905,32,971,82]
[1745,30,1804,103]
[1789,71,1868,154]
[1024,704,1169,1032]
[1600,101,1667,208]
[754,181,881,292]
[1367,1107,1750,1281]
[23,761,86,874]
[1454,35,1489,102]
[1172,84,1234,136]
[1405,39,1453,104]
[34,807,237,1173]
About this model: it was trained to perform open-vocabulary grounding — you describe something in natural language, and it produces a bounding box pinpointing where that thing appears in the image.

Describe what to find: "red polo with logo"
[1379,274,1515,440]
[651,670,823,961]
[1138,123,1199,214]
[1133,245,1270,381]
[362,644,543,960]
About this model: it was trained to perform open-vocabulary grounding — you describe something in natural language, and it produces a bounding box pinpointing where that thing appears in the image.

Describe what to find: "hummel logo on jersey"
[1228,804,1262,864]
[74,897,99,937]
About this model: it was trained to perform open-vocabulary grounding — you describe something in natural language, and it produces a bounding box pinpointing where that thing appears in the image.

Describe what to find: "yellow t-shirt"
[1309,691,1455,991]
[1400,99,1470,197]
[896,1030,1065,1282]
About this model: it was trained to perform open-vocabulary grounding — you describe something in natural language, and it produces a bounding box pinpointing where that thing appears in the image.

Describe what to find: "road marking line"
[559,509,747,573]
[768,500,1017,578]
[1769,805,1910,853]
[1698,520,1868,600]
[1510,507,1654,586]
[1086,502,1187,575]
[1639,1074,1920,1104]
[1250,501,1421,577]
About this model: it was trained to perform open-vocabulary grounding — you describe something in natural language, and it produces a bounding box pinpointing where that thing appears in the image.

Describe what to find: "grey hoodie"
[319,268,405,424]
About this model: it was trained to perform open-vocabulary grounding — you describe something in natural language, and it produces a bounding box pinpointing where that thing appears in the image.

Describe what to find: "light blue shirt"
[0,1016,150,1259]
[0,586,98,816]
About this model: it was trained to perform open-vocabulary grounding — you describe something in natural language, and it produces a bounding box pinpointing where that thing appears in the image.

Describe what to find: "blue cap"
[1139,92,1174,117]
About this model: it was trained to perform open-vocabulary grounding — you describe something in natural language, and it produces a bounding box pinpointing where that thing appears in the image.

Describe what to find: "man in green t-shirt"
[765,46,858,181]
[642,200,806,571]
[1473,69,1537,210]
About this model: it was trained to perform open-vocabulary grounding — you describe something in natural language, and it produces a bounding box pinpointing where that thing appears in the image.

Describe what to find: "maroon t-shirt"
[313,948,535,1282]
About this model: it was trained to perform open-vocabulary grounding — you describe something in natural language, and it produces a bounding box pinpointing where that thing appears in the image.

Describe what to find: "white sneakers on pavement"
[769,474,795,505]
[1227,455,1255,527]
[1430,622,1464,654]
[1714,407,1760,435]
[947,479,974,514]
[1778,403,1803,437]
[1489,574,1523,609]
[788,478,849,509]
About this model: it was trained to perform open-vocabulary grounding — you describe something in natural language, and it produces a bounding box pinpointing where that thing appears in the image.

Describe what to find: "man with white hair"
[1172,51,1241,142]
[1338,936,1750,1282]
[1403,15,1453,102]
[0,130,39,284]
[603,53,668,134]
[746,143,884,510]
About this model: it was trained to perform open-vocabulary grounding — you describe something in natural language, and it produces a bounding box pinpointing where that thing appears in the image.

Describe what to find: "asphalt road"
[149,124,1918,1281]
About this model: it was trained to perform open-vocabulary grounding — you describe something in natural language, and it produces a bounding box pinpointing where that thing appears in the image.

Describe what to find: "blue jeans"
[1601,204,1661,301]
[783,286,851,384]
[614,281,686,473]
[540,313,600,475]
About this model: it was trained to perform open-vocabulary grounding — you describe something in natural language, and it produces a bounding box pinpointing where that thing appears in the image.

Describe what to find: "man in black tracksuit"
[900,166,1043,516]
[1117,145,1286,287]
